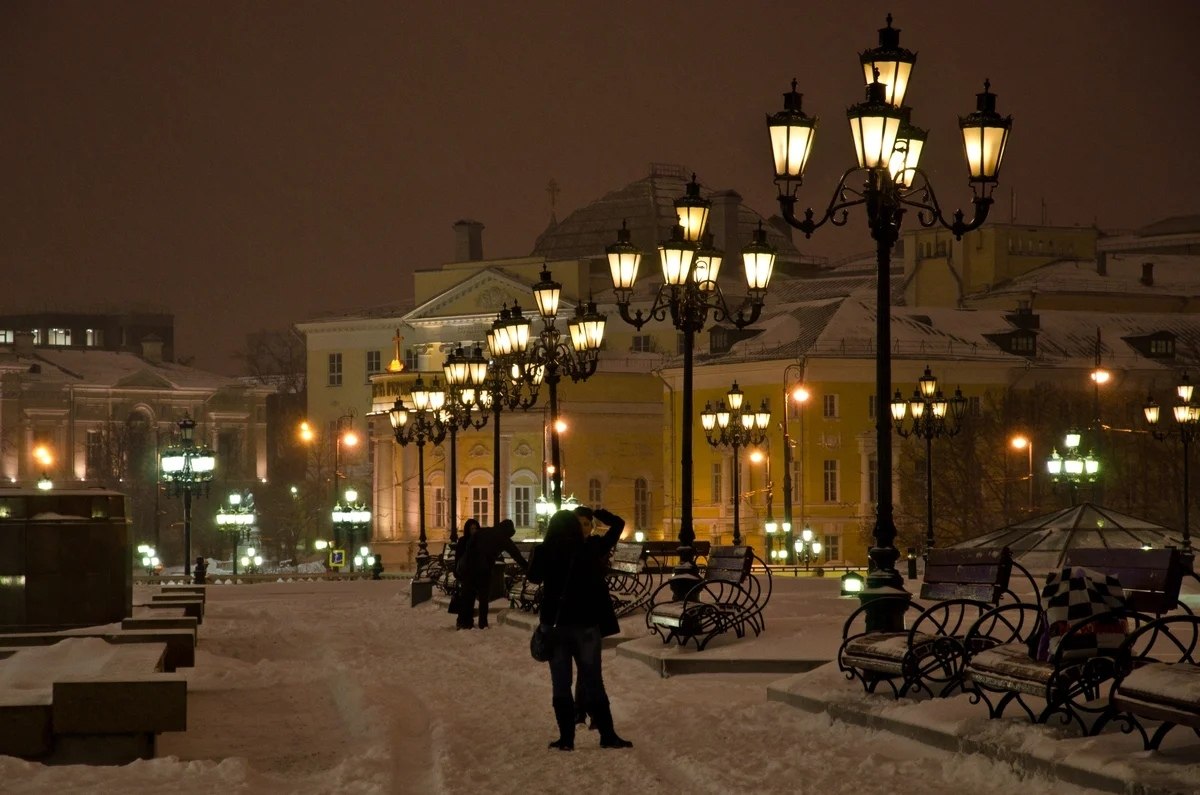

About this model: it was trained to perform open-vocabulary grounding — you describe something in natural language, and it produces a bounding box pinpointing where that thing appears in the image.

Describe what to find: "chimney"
[709,190,742,255]
[12,330,34,357]
[1096,251,1106,277]
[1140,261,1154,286]
[140,335,164,364]
[453,220,485,262]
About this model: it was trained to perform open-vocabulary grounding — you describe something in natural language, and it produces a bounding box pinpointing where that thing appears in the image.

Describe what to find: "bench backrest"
[642,540,712,557]
[609,542,645,574]
[703,545,752,583]
[920,547,1013,604]
[1061,547,1184,615]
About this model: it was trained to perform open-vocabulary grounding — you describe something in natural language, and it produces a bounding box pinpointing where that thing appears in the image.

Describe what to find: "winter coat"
[459,520,528,581]
[529,509,624,637]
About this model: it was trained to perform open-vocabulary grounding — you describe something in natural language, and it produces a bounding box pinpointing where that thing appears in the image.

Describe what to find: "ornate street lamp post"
[890,366,967,555]
[607,182,777,597]
[1144,374,1199,554]
[793,526,823,573]
[764,15,1011,629]
[1045,430,1100,507]
[390,375,449,571]
[484,306,542,523]
[332,487,372,570]
[159,415,216,578]
[510,269,605,510]
[700,382,770,546]
[442,345,491,536]
[215,491,256,576]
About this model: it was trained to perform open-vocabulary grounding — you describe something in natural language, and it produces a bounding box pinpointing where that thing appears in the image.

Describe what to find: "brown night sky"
[2,1,1197,373]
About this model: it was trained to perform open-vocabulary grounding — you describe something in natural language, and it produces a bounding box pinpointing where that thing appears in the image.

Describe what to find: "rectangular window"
[366,350,382,375]
[328,353,343,386]
[0,330,11,344]
[404,348,419,371]
[711,462,723,504]
[824,534,840,562]
[471,486,489,524]
[86,430,104,477]
[634,477,650,529]
[48,328,71,346]
[514,486,532,528]
[823,459,839,502]
[432,486,446,528]
[631,334,653,353]
[31,329,41,344]
[822,394,839,419]
[1150,338,1174,356]
[86,328,103,347]
[588,478,602,507]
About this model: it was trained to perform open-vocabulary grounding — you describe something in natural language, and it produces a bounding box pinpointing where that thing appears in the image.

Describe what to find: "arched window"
[588,478,602,507]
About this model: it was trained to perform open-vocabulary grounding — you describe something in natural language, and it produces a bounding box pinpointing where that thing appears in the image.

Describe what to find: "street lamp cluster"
[1045,430,1100,505]
[482,305,543,522]
[332,487,372,569]
[492,268,606,509]
[607,177,778,596]
[1144,374,1198,553]
[389,375,449,566]
[891,366,967,554]
[216,491,257,576]
[764,14,1010,628]
[701,382,770,546]
[159,415,217,578]
[136,543,160,576]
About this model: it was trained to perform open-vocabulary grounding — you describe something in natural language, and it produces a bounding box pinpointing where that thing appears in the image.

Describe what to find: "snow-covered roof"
[979,253,1200,299]
[5,348,260,392]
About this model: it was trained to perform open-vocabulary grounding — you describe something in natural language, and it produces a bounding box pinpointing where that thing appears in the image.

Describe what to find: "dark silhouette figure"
[193,556,208,586]
[528,508,632,751]
[457,519,527,629]
[451,519,481,626]
[371,554,384,580]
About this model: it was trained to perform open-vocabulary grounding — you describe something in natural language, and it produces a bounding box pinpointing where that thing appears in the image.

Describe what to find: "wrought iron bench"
[838,547,1033,698]
[641,540,711,575]
[607,541,653,618]
[1100,614,1200,750]
[962,547,1190,736]
[645,545,771,651]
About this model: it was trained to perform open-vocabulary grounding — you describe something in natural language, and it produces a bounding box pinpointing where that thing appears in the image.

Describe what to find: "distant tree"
[235,328,306,394]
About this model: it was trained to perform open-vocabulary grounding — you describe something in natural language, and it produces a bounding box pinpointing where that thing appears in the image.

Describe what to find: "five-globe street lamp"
[332,488,372,569]
[441,344,491,539]
[1045,430,1100,507]
[701,382,770,546]
[389,375,449,568]
[793,526,823,573]
[503,268,605,510]
[607,180,777,597]
[215,491,256,576]
[765,15,1011,629]
[890,366,967,555]
[159,415,216,578]
[1144,374,1199,553]
[483,305,543,523]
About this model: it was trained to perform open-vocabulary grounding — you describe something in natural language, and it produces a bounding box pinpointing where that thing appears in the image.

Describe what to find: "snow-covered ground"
[0,576,1195,794]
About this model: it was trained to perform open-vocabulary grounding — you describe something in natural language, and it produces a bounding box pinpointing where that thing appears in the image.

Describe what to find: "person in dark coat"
[457,519,527,629]
[571,506,596,728]
[370,553,384,580]
[527,508,632,751]
[193,556,208,586]
[450,519,480,627]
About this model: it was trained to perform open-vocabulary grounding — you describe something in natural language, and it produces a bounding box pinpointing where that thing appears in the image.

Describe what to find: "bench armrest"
[963,602,1043,656]
[840,595,914,643]
[908,598,997,646]
[1112,614,1200,675]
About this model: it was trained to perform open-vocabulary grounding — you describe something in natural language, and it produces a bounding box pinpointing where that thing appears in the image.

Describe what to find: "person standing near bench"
[457,519,528,629]
[193,557,207,586]
[528,507,633,751]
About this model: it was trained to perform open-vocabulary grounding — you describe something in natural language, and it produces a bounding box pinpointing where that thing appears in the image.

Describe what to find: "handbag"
[530,622,557,662]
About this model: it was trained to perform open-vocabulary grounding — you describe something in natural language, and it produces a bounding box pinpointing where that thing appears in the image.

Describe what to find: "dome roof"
[530,163,803,265]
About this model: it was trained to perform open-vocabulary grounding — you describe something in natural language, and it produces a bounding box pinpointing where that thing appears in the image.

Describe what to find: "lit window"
[513,486,532,527]
[432,486,446,528]
[85,328,103,347]
[47,328,71,346]
[31,329,40,344]
[0,331,11,344]
[471,487,489,524]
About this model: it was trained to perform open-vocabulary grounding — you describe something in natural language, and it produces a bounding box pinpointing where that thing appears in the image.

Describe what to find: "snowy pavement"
[0,577,1195,794]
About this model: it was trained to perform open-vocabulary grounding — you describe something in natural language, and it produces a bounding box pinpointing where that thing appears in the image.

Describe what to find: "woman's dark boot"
[590,702,633,749]
[548,697,575,751]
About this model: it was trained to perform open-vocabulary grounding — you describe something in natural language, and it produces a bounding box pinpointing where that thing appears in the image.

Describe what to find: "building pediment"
[113,368,176,389]
[402,268,576,326]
